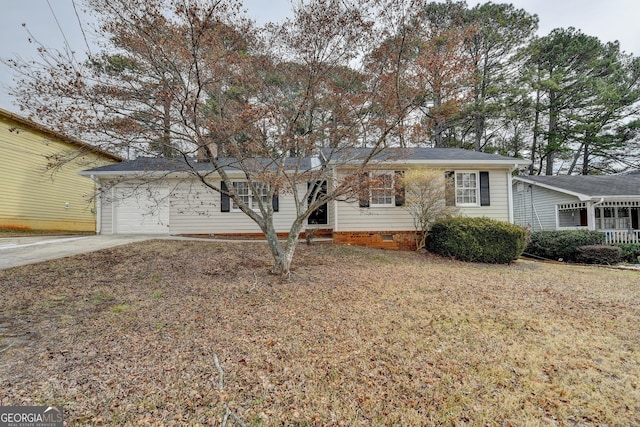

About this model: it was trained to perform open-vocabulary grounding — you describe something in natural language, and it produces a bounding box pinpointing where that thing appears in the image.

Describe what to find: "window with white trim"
[231,181,269,211]
[455,171,479,206]
[370,173,395,207]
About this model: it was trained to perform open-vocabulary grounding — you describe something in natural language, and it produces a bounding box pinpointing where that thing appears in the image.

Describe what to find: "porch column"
[586,201,596,230]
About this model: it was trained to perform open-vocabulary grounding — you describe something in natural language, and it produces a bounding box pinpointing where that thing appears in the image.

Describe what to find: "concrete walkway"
[0,235,160,270]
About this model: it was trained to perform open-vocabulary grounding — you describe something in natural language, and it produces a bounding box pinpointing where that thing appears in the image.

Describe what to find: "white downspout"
[508,166,517,223]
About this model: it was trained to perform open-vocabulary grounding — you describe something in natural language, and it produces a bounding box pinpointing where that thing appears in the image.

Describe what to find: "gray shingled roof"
[322,147,527,163]
[82,147,528,176]
[80,156,320,174]
[516,174,640,197]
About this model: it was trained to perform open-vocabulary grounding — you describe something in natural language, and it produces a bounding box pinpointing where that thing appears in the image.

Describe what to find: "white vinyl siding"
[335,202,414,231]
[97,167,515,235]
[335,168,512,232]
[457,170,510,221]
[99,195,113,234]
[169,179,304,235]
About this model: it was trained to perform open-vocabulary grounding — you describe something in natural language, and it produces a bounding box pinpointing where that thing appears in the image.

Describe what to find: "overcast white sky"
[1,0,639,113]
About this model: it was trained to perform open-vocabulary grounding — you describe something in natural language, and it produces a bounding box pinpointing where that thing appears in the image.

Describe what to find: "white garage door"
[114,185,170,234]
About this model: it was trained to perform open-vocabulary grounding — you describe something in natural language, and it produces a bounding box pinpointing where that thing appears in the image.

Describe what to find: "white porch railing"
[603,230,640,244]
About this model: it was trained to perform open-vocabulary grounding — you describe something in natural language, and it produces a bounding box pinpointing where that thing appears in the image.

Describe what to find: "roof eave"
[333,159,531,167]
[0,108,122,162]
[513,176,592,201]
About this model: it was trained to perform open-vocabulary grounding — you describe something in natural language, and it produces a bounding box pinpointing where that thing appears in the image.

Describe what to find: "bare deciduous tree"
[7,0,440,275]
[401,169,458,251]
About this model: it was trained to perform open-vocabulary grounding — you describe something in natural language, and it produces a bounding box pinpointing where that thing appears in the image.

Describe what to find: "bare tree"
[6,0,433,275]
[402,169,458,251]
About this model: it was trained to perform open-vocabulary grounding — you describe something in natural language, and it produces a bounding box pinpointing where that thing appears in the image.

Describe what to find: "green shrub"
[576,245,623,265]
[525,230,604,262]
[614,243,640,264]
[427,217,527,264]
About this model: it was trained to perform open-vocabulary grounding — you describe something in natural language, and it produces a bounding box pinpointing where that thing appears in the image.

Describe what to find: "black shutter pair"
[358,171,405,207]
[444,171,490,206]
[220,181,279,212]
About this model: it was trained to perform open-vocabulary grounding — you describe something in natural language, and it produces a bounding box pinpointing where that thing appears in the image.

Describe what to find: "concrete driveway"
[0,235,160,270]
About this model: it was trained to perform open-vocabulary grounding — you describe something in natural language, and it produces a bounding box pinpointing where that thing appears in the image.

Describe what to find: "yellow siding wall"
[0,115,117,232]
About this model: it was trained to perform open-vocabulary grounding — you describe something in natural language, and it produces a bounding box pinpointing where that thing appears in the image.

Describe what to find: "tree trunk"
[545,91,558,175]
[581,140,591,175]
[271,244,296,276]
[567,142,584,175]
[529,87,541,175]
[265,218,305,276]
[474,114,484,152]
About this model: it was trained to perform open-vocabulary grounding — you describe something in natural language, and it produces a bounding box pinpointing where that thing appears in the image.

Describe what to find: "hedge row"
[427,220,638,266]
[576,245,623,265]
[427,217,527,264]
[525,230,604,262]
[615,243,640,264]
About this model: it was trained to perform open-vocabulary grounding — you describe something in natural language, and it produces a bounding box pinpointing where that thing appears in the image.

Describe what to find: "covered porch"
[557,201,640,244]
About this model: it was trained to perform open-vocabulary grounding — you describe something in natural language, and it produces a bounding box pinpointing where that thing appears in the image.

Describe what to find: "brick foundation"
[333,231,418,251]
[180,228,334,241]
[181,229,417,251]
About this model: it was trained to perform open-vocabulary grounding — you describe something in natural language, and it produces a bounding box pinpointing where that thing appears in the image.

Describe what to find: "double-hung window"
[231,182,251,211]
[455,171,479,206]
[231,181,269,211]
[253,182,269,208]
[370,173,395,207]
[358,171,404,208]
[445,170,489,207]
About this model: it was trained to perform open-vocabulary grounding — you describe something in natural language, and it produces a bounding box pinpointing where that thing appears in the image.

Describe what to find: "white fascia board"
[589,195,640,202]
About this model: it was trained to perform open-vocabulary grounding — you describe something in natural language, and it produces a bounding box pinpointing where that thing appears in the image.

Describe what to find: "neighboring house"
[0,108,121,232]
[80,148,528,249]
[513,174,640,244]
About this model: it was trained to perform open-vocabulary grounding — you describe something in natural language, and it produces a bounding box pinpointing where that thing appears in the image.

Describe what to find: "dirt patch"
[0,241,638,425]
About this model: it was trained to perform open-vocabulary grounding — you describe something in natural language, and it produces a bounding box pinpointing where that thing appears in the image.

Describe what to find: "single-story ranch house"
[513,173,640,244]
[0,108,121,232]
[80,148,530,249]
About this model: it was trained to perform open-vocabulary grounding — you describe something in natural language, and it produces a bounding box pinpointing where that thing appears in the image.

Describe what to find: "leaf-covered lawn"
[0,241,638,426]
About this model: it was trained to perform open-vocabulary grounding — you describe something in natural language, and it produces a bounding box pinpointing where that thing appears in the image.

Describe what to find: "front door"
[307,181,328,225]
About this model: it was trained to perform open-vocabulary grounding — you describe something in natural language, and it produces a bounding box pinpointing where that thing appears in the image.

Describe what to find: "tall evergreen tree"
[462,2,538,152]
[521,28,607,174]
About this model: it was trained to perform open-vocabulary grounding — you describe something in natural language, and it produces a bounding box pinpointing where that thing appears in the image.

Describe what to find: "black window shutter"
[480,171,490,206]
[445,171,455,207]
[394,170,405,206]
[220,181,230,212]
[359,172,370,208]
[272,191,279,212]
